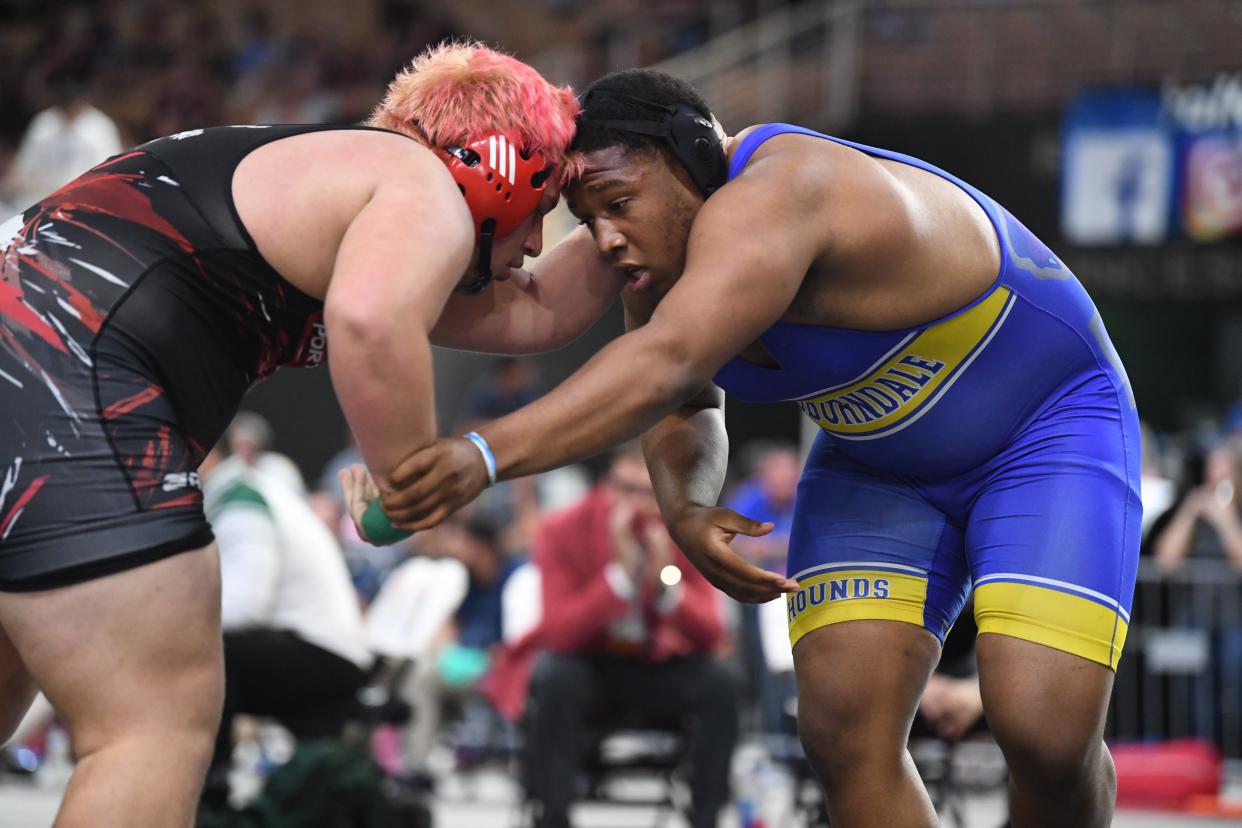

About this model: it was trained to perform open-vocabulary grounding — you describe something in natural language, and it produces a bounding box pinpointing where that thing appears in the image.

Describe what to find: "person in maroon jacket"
[524,444,739,828]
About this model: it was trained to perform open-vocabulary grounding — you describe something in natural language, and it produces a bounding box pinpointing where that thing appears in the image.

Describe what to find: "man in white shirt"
[5,73,123,210]
[199,443,373,811]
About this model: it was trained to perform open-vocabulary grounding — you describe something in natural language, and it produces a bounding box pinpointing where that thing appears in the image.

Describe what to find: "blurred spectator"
[1146,434,1242,748]
[725,440,800,572]
[3,68,122,209]
[198,443,372,813]
[1227,411,1242,439]
[914,601,985,744]
[1139,421,1176,536]
[918,673,985,743]
[1226,385,1242,437]
[251,49,340,125]
[226,409,273,462]
[399,514,522,785]
[724,441,800,731]
[520,444,738,828]
[227,410,306,495]
[306,487,345,536]
[1150,435,1242,573]
[534,465,593,513]
[463,357,541,420]
[149,55,223,140]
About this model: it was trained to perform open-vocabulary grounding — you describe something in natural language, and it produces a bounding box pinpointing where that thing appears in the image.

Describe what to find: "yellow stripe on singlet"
[788,569,929,648]
[797,287,1013,439]
[973,581,1129,670]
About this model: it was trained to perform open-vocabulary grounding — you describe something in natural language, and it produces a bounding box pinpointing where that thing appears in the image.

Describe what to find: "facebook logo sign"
[1061,89,1173,246]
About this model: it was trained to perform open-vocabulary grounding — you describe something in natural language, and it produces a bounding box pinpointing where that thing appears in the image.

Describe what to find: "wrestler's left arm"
[383,157,823,528]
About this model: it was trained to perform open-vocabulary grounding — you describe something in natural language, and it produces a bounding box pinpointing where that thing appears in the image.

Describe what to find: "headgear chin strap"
[583,88,727,197]
[438,134,553,295]
[459,218,496,296]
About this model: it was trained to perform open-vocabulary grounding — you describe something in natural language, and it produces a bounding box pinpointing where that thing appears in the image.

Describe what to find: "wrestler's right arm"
[623,295,783,601]
[324,148,474,490]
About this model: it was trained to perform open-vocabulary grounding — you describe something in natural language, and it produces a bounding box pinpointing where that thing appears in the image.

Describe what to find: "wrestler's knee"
[989,701,1108,795]
[794,622,937,789]
[796,678,906,791]
[70,655,223,768]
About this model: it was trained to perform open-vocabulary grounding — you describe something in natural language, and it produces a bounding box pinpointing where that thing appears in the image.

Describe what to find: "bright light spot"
[660,565,682,587]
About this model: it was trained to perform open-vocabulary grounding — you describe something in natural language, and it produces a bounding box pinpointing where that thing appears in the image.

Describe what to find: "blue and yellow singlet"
[714,124,1141,669]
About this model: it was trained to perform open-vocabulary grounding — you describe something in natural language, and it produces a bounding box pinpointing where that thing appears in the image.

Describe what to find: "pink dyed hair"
[559,150,589,186]
[369,40,580,176]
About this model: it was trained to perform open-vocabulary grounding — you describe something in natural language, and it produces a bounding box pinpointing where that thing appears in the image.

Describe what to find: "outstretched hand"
[339,464,381,543]
[379,437,491,531]
[666,504,800,603]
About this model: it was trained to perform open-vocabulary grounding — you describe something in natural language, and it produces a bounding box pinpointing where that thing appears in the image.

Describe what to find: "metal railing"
[652,1,861,133]
[1109,558,1242,758]
[612,0,1242,132]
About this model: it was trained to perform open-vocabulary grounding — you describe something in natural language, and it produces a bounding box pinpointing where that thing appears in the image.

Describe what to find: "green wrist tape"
[361,499,413,545]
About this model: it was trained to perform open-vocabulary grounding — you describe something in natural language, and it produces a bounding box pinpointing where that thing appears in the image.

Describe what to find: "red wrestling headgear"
[439,133,552,295]
[441,134,552,240]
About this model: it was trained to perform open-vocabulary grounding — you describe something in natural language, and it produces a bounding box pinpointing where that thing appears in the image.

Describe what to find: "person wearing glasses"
[522,444,738,828]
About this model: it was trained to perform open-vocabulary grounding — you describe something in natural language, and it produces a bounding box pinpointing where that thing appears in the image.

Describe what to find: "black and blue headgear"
[579,79,727,197]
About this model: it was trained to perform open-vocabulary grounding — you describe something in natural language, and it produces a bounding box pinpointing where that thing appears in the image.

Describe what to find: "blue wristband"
[464,431,497,486]
[361,498,413,545]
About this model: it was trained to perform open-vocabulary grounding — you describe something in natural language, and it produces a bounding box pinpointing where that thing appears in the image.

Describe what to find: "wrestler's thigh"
[0,544,224,754]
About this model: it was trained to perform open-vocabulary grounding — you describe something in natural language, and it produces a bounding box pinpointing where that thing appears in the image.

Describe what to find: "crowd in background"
[1,0,451,214]
[0,0,454,147]
[0,0,799,219]
[0,0,779,216]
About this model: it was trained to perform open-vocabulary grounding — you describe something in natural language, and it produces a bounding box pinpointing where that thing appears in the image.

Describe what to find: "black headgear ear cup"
[693,136,712,162]
[666,107,726,195]
[584,89,727,196]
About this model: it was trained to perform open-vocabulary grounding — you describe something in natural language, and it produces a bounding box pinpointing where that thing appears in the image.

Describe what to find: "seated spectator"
[1150,435,1242,572]
[1146,433,1242,745]
[3,68,123,209]
[400,513,522,785]
[198,440,372,814]
[227,409,306,495]
[522,445,739,828]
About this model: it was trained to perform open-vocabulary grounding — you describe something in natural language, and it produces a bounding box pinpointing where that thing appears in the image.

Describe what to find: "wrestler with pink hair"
[0,40,622,827]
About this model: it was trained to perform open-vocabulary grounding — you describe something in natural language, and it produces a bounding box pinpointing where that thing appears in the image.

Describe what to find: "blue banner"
[1061,88,1174,245]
